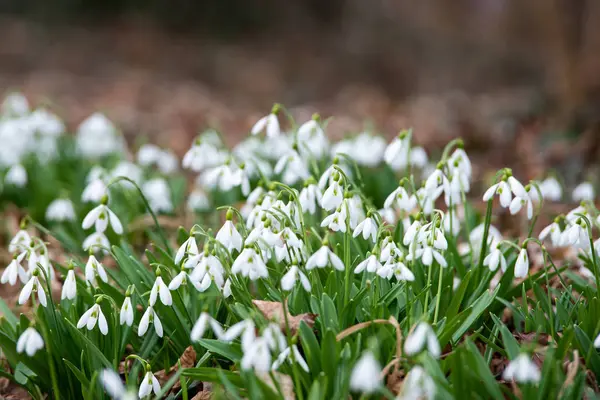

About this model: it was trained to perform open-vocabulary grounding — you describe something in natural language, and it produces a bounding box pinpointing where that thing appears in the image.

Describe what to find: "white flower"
[138,371,161,398]
[251,112,280,138]
[509,191,533,220]
[149,276,172,306]
[384,133,410,171]
[100,369,136,400]
[594,332,600,348]
[82,179,107,203]
[398,366,436,400]
[503,354,541,384]
[540,177,562,201]
[120,297,134,326]
[483,244,507,272]
[82,204,123,234]
[8,230,31,253]
[174,236,198,265]
[85,255,109,285]
[5,164,27,187]
[321,208,347,233]
[272,345,310,372]
[187,188,210,212]
[61,269,77,300]
[77,303,109,335]
[483,180,511,208]
[572,182,594,202]
[539,221,562,247]
[321,180,344,211]
[353,216,378,242]
[1,253,28,286]
[306,245,344,271]
[349,351,381,394]
[182,139,227,172]
[354,254,382,274]
[232,248,269,280]
[413,246,447,268]
[191,312,223,341]
[45,198,76,222]
[83,231,110,252]
[241,337,272,372]
[376,260,415,282]
[16,327,44,357]
[404,322,441,359]
[515,248,529,278]
[138,306,163,337]
[76,113,124,158]
[299,182,322,215]
[274,150,310,185]
[410,147,429,168]
[297,119,328,159]
[2,92,29,116]
[216,220,243,252]
[223,278,232,298]
[281,265,311,292]
[18,273,47,307]
[142,178,173,213]
[384,186,415,211]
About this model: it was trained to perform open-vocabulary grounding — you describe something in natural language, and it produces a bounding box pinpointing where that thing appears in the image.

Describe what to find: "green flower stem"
[433,264,444,325]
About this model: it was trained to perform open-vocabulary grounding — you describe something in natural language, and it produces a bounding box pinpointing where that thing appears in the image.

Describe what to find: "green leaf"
[198,339,242,362]
[491,314,520,359]
[445,270,472,322]
[0,298,18,327]
[464,339,504,399]
[321,294,339,333]
[452,284,500,343]
[299,321,321,374]
[63,320,112,369]
[183,367,244,386]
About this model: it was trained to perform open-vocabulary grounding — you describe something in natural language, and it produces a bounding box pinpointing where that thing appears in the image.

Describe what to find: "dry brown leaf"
[191,391,212,400]
[256,372,295,400]
[155,346,197,391]
[385,367,405,395]
[252,300,316,333]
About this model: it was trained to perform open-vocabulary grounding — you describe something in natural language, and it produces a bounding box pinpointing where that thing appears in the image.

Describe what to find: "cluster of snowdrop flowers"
[81,195,123,251]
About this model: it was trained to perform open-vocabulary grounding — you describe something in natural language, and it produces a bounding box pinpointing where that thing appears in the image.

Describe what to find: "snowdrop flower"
[8,230,31,253]
[76,113,124,158]
[82,179,107,203]
[2,92,29,116]
[45,198,76,222]
[404,322,441,358]
[187,188,210,212]
[562,220,590,250]
[168,268,196,291]
[379,207,397,224]
[321,207,347,233]
[540,177,562,201]
[16,327,44,357]
[251,105,280,138]
[61,267,77,300]
[349,351,382,394]
[138,306,163,337]
[241,337,272,372]
[443,208,460,236]
[216,212,243,252]
[353,215,378,242]
[85,255,108,285]
[82,202,123,235]
[281,265,311,292]
[321,177,344,211]
[272,345,310,372]
[299,180,322,214]
[1,253,27,286]
[297,118,328,159]
[515,248,529,278]
[572,182,594,202]
[182,137,228,172]
[384,186,415,211]
[18,270,47,307]
[539,220,563,247]
[149,273,172,306]
[376,259,415,281]
[274,149,310,185]
[120,295,134,326]
[191,312,223,342]
[306,245,344,271]
[398,366,436,400]
[354,253,382,274]
[77,303,108,335]
[100,369,136,400]
[223,278,232,298]
[424,168,448,196]
[483,180,511,207]
[232,247,269,280]
[509,187,533,220]
[139,370,161,398]
[483,243,507,272]
[83,231,110,252]
[413,245,447,267]
[174,236,198,265]
[503,354,541,384]
[137,143,161,166]
[5,164,27,187]
[411,147,429,168]
[384,131,411,171]
[142,178,173,213]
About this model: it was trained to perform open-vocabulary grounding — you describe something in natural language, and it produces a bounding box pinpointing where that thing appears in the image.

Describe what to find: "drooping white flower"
[83,231,110,252]
[281,265,311,292]
[149,275,172,306]
[61,269,77,300]
[142,178,173,213]
[85,255,108,285]
[2,92,29,117]
[18,272,47,307]
[100,369,136,400]
[82,179,107,203]
[77,303,109,335]
[410,147,429,168]
[187,188,210,212]
[1,253,28,286]
[231,248,269,280]
[45,198,76,222]
[8,230,31,253]
[539,221,563,247]
[509,190,533,220]
[297,118,328,159]
[321,208,347,233]
[503,354,541,384]
[120,296,134,326]
[572,182,594,202]
[138,371,161,398]
[82,204,123,235]
[274,150,310,185]
[404,322,441,359]
[299,181,322,215]
[483,244,507,272]
[354,254,382,274]
[515,248,529,278]
[398,366,436,400]
[191,312,224,342]
[5,164,27,187]
[16,327,44,357]
[216,219,243,253]
[174,236,198,265]
[272,345,310,372]
[376,259,415,282]
[76,113,124,159]
[353,216,378,242]
[483,180,511,208]
[321,179,344,211]
[251,110,280,138]
[384,186,415,211]
[349,351,382,394]
[411,245,447,268]
[383,132,411,171]
[182,138,228,172]
[138,306,163,337]
[306,245,344,271]
[540,177,562,201]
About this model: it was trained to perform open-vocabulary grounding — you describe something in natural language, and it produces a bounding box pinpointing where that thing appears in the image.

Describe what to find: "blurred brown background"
[1,0,600,179]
